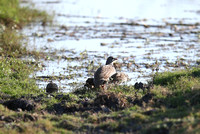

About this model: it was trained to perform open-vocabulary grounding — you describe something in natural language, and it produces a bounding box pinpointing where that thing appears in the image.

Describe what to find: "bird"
[46,81,58,93]
[110,72,129,84]
[93,56,117,89]
[85,72,129,89]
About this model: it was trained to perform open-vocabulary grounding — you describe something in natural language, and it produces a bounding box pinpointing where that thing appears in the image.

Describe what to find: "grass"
[0,58,42,98]
[153,67,200,87]
[0,66,199,133]
[0,0,49,27]
[0,0,49,98]
[0,0,50,57]
[45,68,199,133]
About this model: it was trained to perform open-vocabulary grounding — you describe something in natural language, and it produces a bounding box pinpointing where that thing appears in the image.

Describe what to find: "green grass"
[0,0,50,57]
[0,0,49,98]
[0,28,27,57]
[0,0,49,27]
[0,58,42,97]
[153,68,200,87]
[1,67,197,134]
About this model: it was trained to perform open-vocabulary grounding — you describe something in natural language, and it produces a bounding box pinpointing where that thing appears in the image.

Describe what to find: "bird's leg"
[135,89,139,97]
[100,84,107,91]
[100,84,104,91]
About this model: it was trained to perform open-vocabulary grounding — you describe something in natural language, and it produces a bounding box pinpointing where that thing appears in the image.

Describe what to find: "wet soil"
[21,0,200,92]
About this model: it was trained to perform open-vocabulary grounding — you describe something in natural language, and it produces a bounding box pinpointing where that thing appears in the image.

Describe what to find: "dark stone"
[59,120,77,130]
[13,125,25,133]
[134,82,144,90]
[3,99,35,111]
[100,105,111,113]
[147,127,169,134]
[1,116,15,123]
[141,93,154,103]
[143,109,156,115]
[23,114,37,121]
[46,82,58,93]
[132,98,143,106]
[51,103,66,114]
[55,94,70,100]
[84,78,95,88]
[134,82,140,89]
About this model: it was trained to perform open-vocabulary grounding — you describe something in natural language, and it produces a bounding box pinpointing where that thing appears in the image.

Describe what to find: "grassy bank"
[0,0,48,98]
[0,68,199,133]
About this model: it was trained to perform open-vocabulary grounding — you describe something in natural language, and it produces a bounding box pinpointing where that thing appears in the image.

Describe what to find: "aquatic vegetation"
[0,0,49,27]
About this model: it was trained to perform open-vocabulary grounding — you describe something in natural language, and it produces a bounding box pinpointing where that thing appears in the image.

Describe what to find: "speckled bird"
[85,72,129,89]
[110,72,129,84]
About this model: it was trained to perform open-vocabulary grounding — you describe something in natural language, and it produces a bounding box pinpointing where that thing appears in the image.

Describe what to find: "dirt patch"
[3,98,36,111]
[0,113,38,123]
[94,92,127,110]
[58,120,79,130]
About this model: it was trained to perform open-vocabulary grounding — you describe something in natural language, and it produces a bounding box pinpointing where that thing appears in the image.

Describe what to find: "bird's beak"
[113,58,118,61]
[112,58,117,64]
[113,58,118,63]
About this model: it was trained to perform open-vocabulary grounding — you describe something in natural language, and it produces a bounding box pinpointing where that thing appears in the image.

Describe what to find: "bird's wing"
[111,72,129,83]
[95,65,116,81]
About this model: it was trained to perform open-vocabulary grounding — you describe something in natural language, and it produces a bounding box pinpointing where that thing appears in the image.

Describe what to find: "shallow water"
[22,0,200,92]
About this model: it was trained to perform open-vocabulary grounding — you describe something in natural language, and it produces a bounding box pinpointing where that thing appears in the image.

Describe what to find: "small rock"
[142,93,154,103]
[17,108,22,112]
[13,124,24,133]
[47,38,54,42]
[100,43,108,46]
[134,82,144,90]
[23,114,37,121]
[60,25,68,30]
[84,78,95,88]
[46,82,58,93]
[59,120,77,130]
[100,105,111,113]
[2,116,15,123]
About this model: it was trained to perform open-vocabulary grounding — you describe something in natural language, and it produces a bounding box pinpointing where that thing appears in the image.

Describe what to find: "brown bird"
[85,72,129,89]
[110,72,129,84]
[94,56,117,89]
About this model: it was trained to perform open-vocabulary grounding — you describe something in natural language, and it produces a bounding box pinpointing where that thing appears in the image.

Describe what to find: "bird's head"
[106,56,118,65]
